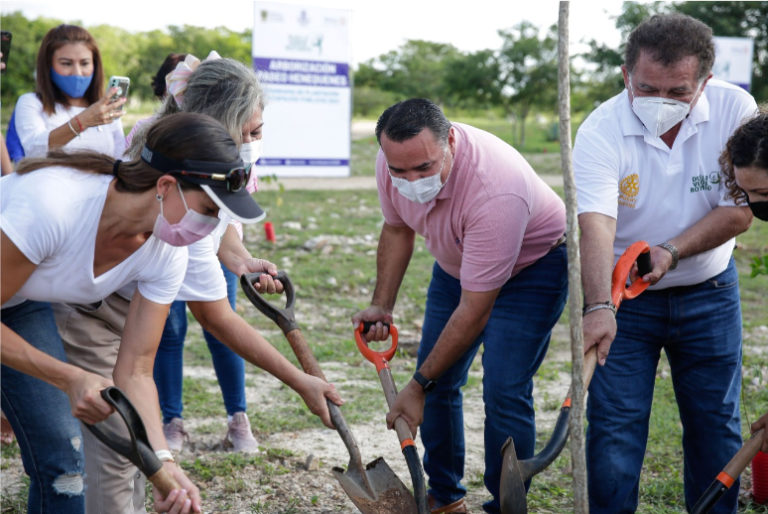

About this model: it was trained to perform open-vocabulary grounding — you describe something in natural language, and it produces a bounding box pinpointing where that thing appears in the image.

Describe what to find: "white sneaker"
[162,417,188,453]
[226,412,259,453]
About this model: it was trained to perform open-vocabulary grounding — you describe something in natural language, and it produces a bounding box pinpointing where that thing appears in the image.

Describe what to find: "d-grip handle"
[611,241,652,309]
[84,387,180,497]
[355,323,398,373]
[240,270,297,333]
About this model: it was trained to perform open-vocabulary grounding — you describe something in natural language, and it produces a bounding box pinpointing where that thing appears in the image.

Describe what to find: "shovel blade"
[500,437,528,514]
[332,457,418,514]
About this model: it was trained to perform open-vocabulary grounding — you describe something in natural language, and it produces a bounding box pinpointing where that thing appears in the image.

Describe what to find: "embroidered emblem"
[690,174,713,192]
[619,173,639,208]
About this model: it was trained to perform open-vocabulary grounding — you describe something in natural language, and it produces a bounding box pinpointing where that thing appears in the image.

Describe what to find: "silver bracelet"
[583,302,617,317]
[657,242,679,270]
[66,118,80,137]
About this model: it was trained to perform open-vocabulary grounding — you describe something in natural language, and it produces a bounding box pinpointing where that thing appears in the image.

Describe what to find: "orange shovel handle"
[354,323,399,373]
[611,240,652,309]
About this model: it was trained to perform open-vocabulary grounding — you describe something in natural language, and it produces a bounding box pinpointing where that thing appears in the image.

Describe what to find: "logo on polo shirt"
[619,173,639,208]
[690,172,722,193]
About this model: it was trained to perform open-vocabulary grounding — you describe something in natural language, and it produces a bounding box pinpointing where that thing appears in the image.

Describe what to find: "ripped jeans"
[1,300,86,513]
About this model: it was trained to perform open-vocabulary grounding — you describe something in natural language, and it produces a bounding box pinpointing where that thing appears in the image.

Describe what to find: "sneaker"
[162,417,188,453]
[225,412,259,453]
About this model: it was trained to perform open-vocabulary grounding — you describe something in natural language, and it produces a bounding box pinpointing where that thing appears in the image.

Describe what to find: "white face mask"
[239,140,262,165]
[629,78,703,138]
[389,149,449,204]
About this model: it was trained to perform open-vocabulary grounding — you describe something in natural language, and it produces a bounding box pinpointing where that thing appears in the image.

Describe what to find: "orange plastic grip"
[716,471,736,489]
[400,438,415,450]
[354,323,399,373]
[611,241,651,309]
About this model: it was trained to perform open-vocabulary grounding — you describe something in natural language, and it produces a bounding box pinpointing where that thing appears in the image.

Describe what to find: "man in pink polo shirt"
[352,98,568,513]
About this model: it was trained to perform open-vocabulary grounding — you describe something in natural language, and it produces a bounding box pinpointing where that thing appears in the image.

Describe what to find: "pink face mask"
[153,183,220,246]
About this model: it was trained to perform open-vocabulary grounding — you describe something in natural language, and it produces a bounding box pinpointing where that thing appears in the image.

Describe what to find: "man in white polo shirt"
[574,13,757,514]
[353,98,568,513]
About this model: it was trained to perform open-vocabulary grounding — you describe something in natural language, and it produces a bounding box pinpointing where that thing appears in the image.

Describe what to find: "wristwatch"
[658,241,679,270]
[413,370,437,393]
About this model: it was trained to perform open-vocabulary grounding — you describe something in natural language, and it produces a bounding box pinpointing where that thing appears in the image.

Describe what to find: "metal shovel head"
[332,457,418,514]
[500,437,529,514]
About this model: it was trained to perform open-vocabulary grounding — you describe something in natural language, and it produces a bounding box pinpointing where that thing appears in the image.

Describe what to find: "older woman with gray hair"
[54,53,342,513]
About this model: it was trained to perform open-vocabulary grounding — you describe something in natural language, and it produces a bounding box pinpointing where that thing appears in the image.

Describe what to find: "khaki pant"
[53,293,148,514]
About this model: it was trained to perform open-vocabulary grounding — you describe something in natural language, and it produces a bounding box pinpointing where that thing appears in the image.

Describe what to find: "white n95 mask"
[630,79,702,138]
[239,140,262,165]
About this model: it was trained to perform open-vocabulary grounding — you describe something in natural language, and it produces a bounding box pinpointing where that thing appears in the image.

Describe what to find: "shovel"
[241,271,418,514]
[500,240,652,514]
[691,428,765,513]
[84,386,180,497]
[355,322,430,514]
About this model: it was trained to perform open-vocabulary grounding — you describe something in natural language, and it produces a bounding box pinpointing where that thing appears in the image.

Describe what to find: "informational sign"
[252,2,352,177]
[713,36,754,92]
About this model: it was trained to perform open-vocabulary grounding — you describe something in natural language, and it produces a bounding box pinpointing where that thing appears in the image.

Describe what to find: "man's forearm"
[579,213,617,303]
[371,223,415,312]
[669,206,752,260]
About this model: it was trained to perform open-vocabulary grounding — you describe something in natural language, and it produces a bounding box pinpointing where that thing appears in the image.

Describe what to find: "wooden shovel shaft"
[148,466,181,498]
[286,328,327,381]
[377,367,416,446]
[722,429,764,483]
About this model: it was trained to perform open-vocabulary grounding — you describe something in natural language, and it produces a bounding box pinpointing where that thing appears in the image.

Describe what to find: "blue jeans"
[153,265,247,422]
[419,244,568,513]
[586,258,742,514]
[1,300,85,513]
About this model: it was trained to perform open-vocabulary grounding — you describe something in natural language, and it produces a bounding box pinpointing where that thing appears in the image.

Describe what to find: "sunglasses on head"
[172,161,253,192]
[141,146,251,192]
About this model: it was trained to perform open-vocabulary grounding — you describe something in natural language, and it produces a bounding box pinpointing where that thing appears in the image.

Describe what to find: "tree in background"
[580,1,768,105]
[354,39,461,105]
[496,22,559,147]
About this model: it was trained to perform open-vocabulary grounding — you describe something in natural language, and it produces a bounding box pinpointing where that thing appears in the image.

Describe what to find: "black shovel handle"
[240,270,297,333]
[378,367,429,514]
[691,429,764,514]
[84,387,179,496]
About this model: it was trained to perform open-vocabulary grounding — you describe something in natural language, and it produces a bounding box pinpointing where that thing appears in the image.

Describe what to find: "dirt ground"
[0,338,573,514]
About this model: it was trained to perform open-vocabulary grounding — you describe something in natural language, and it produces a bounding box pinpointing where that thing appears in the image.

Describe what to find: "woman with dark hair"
[1,112,266,514]
[720,109,768,453]
[52,53,343,513]
[125,52,187,147]
[13,24,126,158]
[152,53,187,99]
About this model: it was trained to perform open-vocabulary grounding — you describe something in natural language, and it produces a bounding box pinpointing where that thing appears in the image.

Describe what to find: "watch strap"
[413,370,436,393]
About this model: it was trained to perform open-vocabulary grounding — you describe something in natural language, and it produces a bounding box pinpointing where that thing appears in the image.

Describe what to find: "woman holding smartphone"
[13,24,126,159]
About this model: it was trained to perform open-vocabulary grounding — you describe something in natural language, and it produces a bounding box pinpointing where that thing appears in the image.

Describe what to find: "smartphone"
[1,31,11,72]
[107,76,130,109]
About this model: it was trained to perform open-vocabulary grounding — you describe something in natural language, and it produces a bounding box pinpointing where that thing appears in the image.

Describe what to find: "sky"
[1,0,626,65]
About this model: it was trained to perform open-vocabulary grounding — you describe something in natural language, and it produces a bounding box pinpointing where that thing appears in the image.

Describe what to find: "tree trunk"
[557,2,589,513]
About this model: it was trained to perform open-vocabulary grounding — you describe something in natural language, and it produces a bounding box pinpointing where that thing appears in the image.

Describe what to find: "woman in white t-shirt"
[52,53,344,514]
[13,24,126,160]
[0,112,265,514]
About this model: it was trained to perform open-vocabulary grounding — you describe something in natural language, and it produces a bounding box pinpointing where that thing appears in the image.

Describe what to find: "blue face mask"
[50,68,93,98]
